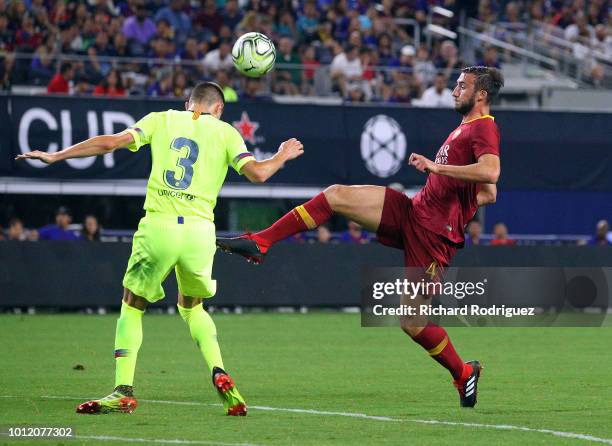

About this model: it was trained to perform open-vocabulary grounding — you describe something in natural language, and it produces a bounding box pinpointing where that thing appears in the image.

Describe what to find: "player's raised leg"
[76,289,146,414]
[216,185,386,263]
[177,294,246,416]
[399,293,481,407]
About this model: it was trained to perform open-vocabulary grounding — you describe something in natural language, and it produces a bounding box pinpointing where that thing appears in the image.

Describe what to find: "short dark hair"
[60,62,73,74]
[8,217,22,227]
[189,81,225,106]
[461,66,504,103]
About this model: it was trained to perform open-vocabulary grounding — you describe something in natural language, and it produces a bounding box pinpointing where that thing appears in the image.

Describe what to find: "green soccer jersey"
[126,110,254,221]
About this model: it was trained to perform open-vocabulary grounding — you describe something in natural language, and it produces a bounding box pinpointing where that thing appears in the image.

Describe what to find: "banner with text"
[2,95,612,191]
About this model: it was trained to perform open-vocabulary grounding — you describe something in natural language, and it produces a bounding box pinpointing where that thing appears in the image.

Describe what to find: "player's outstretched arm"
[15,131,135,164]
[409,153,500,184]
[241,138,304,184]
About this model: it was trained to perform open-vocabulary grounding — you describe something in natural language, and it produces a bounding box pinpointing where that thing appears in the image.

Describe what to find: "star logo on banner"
[233,111,259,145]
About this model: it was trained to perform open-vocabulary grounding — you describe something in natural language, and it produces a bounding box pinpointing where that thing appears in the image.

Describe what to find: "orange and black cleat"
[213,367,247,416]
[76,388,138,414]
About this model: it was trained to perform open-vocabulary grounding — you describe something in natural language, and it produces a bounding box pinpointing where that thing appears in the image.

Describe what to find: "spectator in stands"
[7,217,37,241]
[30,34,56,84]
[416,73,454,108]
[173,70,189,98]
[345,82,366,102]
[111,33,132,59]
[146,69,174,97]
[85,31,114,83]
[240,77,272,102]
[179,37,205,78]
[15,15,43,52]
[83,214,101,241]
[490,222,516,246]
[149,36,178,66]
[220,0,243,32]
[591,25,611,59]
[39,207,81,241]
[478,46,502,69]
[394,81,413,104]
[341,221,371,244]
[8,218,26,241]
[297,1,320,43]
[301,44,320,94]
[434,40,463,80]
[414,46,436,87]
[0,13,14,52]
[589,220,612,246]
[275,9,297,40]
[152,18,175,43]
[316,224,333,244]
[330,44,363,97]
[273,37,301,95]
[464,220,483,246]
[564,13,593,42]
[215,69,238,102]
[154,0,191,44]
[123,1,156,54]
[47,62,74,94]
[93,69,126,96]
[195,0,223,36]
[202,39,233,76]
[477,0,498,24]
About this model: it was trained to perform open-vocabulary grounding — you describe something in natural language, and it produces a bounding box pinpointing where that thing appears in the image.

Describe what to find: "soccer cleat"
[216,234,267,264]
[453,360,482,408]
[212,367,247,416]
[76,387,137,414]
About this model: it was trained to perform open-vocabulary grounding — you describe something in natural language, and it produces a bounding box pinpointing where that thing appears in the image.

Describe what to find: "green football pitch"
[1,313,611,446]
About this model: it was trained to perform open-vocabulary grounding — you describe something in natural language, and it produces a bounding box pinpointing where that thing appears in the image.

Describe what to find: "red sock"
[411,322,465,381]
[252,193,333,249]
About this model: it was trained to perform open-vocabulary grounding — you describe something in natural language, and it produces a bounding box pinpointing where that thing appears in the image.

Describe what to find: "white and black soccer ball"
[360,115,407,178]
[232,32,276,78]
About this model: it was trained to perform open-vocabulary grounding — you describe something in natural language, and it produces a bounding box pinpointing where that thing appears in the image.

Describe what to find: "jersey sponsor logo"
[158,188,195,201]
[232,111,260,145]
[435,144,450,165]
[360,115,407,178]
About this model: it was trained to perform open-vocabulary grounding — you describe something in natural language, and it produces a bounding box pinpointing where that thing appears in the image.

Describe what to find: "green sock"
[114,302,144,388]
[178,303,224,374]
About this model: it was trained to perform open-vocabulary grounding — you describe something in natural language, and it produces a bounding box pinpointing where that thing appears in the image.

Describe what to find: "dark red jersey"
[411,115,500,245]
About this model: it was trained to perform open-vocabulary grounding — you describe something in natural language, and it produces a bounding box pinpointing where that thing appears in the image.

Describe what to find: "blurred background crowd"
[0,0,610,104]
[2,205,611,246]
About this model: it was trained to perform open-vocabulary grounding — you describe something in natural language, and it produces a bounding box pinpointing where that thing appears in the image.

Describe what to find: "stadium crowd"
[1,206,611,245]
[0,0,609,102]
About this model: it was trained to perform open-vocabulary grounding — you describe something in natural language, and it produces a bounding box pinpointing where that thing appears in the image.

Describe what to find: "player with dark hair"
[217,67,504,408]
[16,81,304,415]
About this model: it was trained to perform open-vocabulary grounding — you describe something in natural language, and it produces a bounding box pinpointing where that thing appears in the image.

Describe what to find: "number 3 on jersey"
[164,137,199,190]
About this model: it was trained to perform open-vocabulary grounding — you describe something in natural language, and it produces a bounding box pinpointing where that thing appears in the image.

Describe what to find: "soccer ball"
[232,32,276,78]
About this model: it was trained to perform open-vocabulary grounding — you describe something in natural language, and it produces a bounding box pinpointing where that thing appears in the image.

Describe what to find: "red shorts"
[376,188,458,269]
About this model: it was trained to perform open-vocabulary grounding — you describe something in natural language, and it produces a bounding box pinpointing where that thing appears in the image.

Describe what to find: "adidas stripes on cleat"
[216,234,267,264]
[454,360,482,408]
[212,367,247,416]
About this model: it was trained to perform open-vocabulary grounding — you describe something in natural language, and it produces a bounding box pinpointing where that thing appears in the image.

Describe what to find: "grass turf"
[1,313,611,446]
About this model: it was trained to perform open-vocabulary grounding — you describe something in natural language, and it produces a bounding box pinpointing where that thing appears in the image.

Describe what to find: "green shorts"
[123,212,217,303]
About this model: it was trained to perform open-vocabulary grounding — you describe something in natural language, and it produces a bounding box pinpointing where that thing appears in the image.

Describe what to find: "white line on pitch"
[16,395,612,445]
